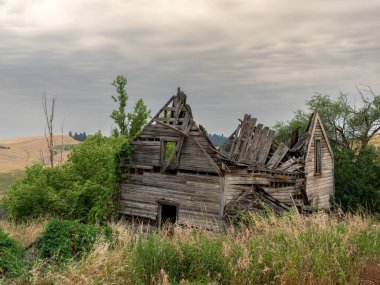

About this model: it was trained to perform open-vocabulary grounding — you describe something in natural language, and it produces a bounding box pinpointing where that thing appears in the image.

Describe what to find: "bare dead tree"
[59,120,65,166]
[42,92,56,168]
[39,149,46,166]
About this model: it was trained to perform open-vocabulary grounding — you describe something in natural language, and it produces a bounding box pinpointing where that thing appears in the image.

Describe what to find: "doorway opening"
[158,203,178,227]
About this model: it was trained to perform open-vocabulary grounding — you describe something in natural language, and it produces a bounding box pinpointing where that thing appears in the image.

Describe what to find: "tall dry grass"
[1,212,380,285]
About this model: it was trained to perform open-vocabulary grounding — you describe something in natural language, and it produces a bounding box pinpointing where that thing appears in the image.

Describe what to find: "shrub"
[334,147,380,212]
[2,132,127,223]
[36,220,105,262]
[0,229,25,277]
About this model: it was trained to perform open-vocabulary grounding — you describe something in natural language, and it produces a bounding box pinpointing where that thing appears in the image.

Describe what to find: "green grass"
[0,171,25,195]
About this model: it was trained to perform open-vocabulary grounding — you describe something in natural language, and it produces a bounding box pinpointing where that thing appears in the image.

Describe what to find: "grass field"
[0,135,80,172]
[0,170,25,196]
[0,213,379,284]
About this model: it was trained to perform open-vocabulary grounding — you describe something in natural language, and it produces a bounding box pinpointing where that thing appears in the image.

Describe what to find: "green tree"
[274,86,380,151]
[273,109,309,146]
[110,75,150,138]
[111,75,128,136]
[334,146,380,212]
[128,98,151,139]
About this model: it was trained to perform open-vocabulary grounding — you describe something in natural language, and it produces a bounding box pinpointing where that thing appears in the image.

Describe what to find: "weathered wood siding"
[305,120,334,209]
[179,136,218,173]
[131,140,161,166]
[120,119,223,227]
[131,124,219,174]
[120,172,222,227]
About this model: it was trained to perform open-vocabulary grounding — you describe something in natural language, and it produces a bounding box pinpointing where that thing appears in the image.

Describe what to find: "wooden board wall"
[120,172,222,227]
[305,120,334,209]
[131,124,219,174]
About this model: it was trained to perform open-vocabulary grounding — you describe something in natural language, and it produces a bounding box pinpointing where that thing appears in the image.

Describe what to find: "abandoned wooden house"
[119,89,334,227]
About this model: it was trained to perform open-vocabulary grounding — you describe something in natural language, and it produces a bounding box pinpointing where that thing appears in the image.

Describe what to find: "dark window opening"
[164,168,178,175]
[159,204,178,227]
[177,169,219,176]
[153,166,161,173]
[315,138,322,174]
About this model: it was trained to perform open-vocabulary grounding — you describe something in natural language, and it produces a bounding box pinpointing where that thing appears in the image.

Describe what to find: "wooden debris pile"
[220,115,309,173]
[224,186,291,221]
[220,114,275,165]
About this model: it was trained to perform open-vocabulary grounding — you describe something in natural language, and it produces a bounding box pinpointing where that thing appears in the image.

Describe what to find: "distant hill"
[0,135,80,172]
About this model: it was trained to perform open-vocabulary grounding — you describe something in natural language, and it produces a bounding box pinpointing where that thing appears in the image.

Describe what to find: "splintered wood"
[224,186,291,221]
[220,114,275,165]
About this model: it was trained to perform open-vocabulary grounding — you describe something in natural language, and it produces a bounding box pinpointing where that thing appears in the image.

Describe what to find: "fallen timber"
[119,88,334,228]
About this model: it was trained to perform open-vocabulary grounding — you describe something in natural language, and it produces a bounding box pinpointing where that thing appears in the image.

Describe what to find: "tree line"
[69,131,87,142]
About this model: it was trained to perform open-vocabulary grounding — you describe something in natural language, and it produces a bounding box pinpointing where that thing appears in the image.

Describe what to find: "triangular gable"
[306,111,334,159]
[141,88,222,175]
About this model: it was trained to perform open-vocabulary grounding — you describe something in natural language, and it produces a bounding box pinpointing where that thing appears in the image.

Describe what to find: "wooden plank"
[156,117,186,123]
[266,143,289,169]
[147,95,175,127]
[253,126,270,163]
[238,117,257,163]
[247,124,263,164]
[229,124,241,158]
[276,158,296,171]
[257,129,275,163]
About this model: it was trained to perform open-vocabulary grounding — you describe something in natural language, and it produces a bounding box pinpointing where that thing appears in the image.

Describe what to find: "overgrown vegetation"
[334,147,380,212]
[0,229,25,278]
[0,213,378,284]
[2,133,126,223]
[36,219,109,262]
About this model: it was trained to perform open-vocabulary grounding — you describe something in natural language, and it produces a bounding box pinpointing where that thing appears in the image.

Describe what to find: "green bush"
[2,132,127,223]
[0,229,25,277]
[36,220,104,262]
[334,147,380,212]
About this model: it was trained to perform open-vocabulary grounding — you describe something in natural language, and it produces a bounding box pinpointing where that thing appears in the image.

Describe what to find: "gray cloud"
[1,0,380,138]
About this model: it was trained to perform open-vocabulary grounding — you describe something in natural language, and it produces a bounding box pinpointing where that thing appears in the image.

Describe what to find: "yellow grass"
[370,133,380,149]
[0,218,48,247]
[0,135,80,173]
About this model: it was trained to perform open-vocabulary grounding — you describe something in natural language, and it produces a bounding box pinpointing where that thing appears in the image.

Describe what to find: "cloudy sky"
[1,0,380,139]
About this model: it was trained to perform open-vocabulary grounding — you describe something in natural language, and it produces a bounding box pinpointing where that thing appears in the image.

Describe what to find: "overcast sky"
[1,0,380,139]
